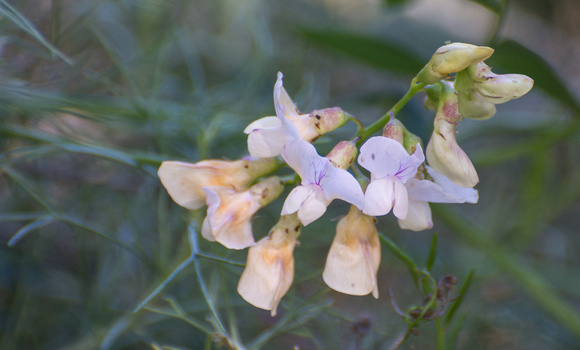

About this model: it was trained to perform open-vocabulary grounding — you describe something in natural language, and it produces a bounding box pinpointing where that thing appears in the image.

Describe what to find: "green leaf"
[445,270,474,326]
[383,0,414,7]
[0,124,165,170]
[444,313,467,350]
[0,212,45,222]
[468,0,502,14]
[8,215,55,246]
[297,28,424,75]
[2,165,148,261]
[0,0,73,64]
[514,150,548,242]
[425,232,438,272]
[379,233,420,286]
[488,40,580,114]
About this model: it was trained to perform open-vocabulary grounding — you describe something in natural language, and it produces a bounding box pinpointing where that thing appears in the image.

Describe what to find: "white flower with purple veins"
[243,72,303,158]
[358,136,425,218]
[244,72,350,158]
[400,166,478,231]
[281,139,365,226]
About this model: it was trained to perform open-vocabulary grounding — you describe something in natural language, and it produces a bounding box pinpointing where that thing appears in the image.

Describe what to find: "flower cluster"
[158,43,533,315]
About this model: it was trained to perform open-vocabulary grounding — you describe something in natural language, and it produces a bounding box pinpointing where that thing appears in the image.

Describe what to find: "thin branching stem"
[354,78,426,146]
[188,225,229,337]
[133,255,194,313]
[196,252,245,267]
[389,328,412,350]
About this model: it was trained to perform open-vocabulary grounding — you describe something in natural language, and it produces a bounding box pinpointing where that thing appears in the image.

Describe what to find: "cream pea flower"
[237,214,301,316]
[202,176,284,249]
[158,157,279,210]
[323,205,381,298]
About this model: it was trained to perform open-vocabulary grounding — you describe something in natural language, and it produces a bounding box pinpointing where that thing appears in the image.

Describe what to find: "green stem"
[348,113,365,133]
[415,271,437,321]
[188,225,228,336]
[133,254,194,313]
[389,328,411,350]
[379,233,420,287]
[354,79,426,146]
[432,204,580,339]
[196,252,245,267]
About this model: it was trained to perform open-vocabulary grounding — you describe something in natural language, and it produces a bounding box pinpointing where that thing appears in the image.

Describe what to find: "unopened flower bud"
[309,107,350,136]
[382,117,405,144]
[382,118,424,155]
[158,157,281,210]
[403,131,423,155]
[326,141,358,170]
[426,84,479,188]
[417,43,494,84]
[250,176,286,206]
[323,205,381,299]
[237,214,301,316]
[201,176,284,249]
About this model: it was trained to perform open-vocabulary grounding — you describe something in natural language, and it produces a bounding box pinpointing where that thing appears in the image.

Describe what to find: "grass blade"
[444,269,474,327]
[0,0,73,64]
[425,232,438,272]
[8,215,55,246]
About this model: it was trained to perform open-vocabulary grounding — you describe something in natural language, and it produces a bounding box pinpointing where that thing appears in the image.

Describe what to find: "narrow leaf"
[515,150,548,242]
[488,40,580,114]
[426,232,438,272]
[0,212,45,222]
[0,0,73,64]
[0,124,164,169]
[445,269,474,326]
[444,313,467,350]
[379,233,419,286]
[8,215,55,246]
[468,0,502,14]
[383,0,413,7]
[297,28,424,75]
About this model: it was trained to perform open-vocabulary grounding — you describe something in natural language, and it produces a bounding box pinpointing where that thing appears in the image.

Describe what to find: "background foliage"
[1,0,580,349]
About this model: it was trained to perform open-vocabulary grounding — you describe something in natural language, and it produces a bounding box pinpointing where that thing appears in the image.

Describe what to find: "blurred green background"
[1,0,580,349]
